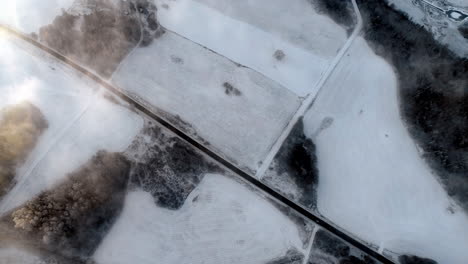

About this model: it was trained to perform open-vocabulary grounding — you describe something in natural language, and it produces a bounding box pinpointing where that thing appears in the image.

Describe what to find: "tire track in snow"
[0,90,97,213]
[301,224,319,264]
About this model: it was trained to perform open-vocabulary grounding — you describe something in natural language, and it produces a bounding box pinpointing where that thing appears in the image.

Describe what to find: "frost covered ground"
[0,36,97,209]
[112,30,301,173]
[0,36,143,214]
[2,0,467,263]
[0,33,321,264]
[94,174,305,264]
[263,10,468,261]
[301,37,468,264]
[261,1,468,263]
[1,0,350,174]
[153,0,348,96]
[112,0,350,173]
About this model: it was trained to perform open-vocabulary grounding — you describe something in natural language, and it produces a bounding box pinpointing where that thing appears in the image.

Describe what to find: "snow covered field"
[0,32,315,263]
[303,37,468,263]
[193,0,349,57]
[112,30,301,173]
[4,0,465,262]
[0,36,143,213]
[94,174,306,264]
[153,0,348,96]
[0,0,353,174]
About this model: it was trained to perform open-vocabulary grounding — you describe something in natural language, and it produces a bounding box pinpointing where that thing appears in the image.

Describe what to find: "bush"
[0,102,48,196]
[10,151,130,259]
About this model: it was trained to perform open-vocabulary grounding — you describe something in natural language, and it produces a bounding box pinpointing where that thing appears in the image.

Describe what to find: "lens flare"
[0,0,18,29]
[7,78,40,105]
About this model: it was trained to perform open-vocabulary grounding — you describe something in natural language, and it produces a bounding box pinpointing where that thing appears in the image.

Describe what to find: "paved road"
[0,23,395,264]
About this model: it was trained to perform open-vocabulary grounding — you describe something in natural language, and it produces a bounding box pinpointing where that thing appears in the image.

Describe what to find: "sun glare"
[8,78,40,105]
[0,0,18,32]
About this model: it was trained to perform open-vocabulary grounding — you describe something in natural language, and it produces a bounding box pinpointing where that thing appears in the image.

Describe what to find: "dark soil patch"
[126,123,222,210]
[0,102,48,198]
[308,0,356,36]
[314,229,351,258]
[170,55,184,64]
[398,255,438,264]
[38,0,162,78]
[135,0,165,46]
[267,248,304,264]
[2,151,130,260]
[223,82,242,96]
[459,23,468,39]
[271,118,318,209]
[274,49,286,61]
[355,0,468,212]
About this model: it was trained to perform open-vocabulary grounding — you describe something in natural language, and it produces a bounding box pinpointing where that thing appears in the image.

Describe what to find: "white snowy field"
[0,36,143,213]
[303,37,468,264]
[0,0,350,96]
[112,30,300,173]
[192,0,349,58]
[94,174,305,264]
[153,0,348,96]
[0,0,75,34]
[0,33,310,264]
